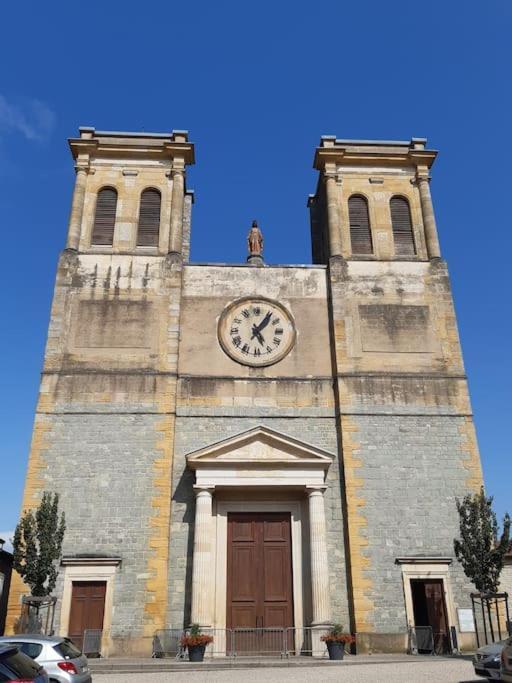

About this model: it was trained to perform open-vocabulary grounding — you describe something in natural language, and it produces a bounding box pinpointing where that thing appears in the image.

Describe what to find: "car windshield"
[53,639,82,659]
[1,649,40,676]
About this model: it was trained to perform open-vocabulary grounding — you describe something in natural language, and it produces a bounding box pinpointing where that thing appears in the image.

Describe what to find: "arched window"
[137,188,161,247]
[348,195,373,254]
[390,196,416,255]
[91,187,117,245]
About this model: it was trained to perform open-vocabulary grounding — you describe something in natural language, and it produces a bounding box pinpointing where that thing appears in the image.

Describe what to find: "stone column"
[417,174,441,259]
[168,167,185,255]
[66,164,88,251]
[325,173,343,258]
[190,486,214,627]
[307,486,332,626]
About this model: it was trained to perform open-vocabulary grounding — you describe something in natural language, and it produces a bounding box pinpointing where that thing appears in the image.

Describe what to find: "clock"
[218,297,296,367]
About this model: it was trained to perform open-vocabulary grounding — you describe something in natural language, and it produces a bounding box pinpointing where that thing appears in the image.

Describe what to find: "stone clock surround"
[217,296,296,367]
[185,426,334,632]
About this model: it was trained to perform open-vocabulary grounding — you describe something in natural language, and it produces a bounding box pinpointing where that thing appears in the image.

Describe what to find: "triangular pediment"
[186,426,334,469]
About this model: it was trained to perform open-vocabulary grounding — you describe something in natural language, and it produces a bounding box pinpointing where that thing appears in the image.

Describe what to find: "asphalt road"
[93,658,482,682]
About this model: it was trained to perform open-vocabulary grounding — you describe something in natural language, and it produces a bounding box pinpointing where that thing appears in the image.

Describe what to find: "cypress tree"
[454,486,510,594]
[13,492,66,596]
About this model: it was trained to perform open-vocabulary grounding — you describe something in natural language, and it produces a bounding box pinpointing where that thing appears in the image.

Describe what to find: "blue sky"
[0,1,510,539]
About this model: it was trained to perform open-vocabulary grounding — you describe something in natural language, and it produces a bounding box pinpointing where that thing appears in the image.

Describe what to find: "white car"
[0,636,91,683]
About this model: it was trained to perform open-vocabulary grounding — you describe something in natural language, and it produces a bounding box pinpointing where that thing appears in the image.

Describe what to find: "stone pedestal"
[247,254,264,266]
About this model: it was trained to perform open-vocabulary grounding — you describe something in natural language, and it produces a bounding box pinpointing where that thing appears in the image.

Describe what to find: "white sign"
[458,608,476,633]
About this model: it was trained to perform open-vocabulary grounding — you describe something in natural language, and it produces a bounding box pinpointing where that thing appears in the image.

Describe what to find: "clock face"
[218,297,296,367]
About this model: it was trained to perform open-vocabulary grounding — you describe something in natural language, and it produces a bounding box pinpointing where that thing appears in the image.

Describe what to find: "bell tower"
[7,128,195,652]
[309,136,483,649]
[309,136,440,263]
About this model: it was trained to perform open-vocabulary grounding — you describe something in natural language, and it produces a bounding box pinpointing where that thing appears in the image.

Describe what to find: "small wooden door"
[68,581,106,651]
[227,512,294,633]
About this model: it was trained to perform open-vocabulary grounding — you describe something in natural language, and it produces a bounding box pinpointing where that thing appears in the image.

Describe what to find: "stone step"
[88,657,347,673]
[88,653,441,674]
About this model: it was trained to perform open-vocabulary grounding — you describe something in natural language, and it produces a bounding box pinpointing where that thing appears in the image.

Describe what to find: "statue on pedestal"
[247,220,263,256]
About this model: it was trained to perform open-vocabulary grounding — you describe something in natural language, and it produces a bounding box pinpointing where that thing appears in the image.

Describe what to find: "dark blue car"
[0,643,48,681]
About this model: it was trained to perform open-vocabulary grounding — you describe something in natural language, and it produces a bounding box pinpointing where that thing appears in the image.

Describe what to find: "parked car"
[0,643,48,681]
[501,637,512,682]
[473,639,506,681]
[0,637,90,683]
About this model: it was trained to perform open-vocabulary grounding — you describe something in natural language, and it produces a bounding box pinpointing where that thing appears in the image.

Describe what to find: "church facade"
[7,128,483,655]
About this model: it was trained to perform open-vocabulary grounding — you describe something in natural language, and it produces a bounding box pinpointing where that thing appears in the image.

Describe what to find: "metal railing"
[232,628,286,657]
[152,627,334,659]
[285,627,330,657]
[83,629,103,657]
[408,626,453,655]
[408,626,434,655]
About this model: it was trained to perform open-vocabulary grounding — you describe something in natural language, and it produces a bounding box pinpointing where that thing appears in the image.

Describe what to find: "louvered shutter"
[137,189,161,247]
[390,197,416,256]
[91,188,117,245]
[349,195,373,254]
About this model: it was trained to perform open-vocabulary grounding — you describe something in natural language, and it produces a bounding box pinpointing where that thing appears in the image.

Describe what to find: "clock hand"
[251,325,265,346]
[253,311,272,335]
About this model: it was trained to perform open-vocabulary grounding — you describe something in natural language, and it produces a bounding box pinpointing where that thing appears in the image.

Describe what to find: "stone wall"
[343,413,479,632]
[169,415,350,629]
[6,250,182,652]
[329,256,483,642]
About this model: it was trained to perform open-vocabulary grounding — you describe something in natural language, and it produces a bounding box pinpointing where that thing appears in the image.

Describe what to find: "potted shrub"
[321,624,355,660]
[181,624,213,662]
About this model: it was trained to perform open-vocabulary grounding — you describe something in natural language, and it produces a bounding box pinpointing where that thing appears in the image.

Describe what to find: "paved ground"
[94,658,481,682]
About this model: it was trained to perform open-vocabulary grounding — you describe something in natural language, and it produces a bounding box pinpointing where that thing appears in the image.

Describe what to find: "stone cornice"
[313,137,437,171]
[61,555,122,567]
[395,557,453,565]
[69,127,194,165]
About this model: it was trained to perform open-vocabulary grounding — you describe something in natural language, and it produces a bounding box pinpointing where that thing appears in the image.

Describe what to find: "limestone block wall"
[500,560,512,601]
[329,257,483,637]
[7,250,183,651]
[169,263,350,630]
[169,415,350,629]
[336,166,427,261]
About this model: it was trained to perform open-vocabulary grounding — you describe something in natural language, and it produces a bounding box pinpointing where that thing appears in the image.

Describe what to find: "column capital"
[74,163,89,175]
[324,171,343,185]
[415,172,431,183]
[169,158,186,176]
[193,485,215,497]
[306,485,327,496]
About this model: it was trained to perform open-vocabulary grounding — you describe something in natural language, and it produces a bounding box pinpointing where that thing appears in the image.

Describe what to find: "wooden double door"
[68,581,106,651]
[227,512,294,631]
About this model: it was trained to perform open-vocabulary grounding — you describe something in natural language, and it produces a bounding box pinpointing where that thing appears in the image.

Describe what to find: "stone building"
[7,128,484,655]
